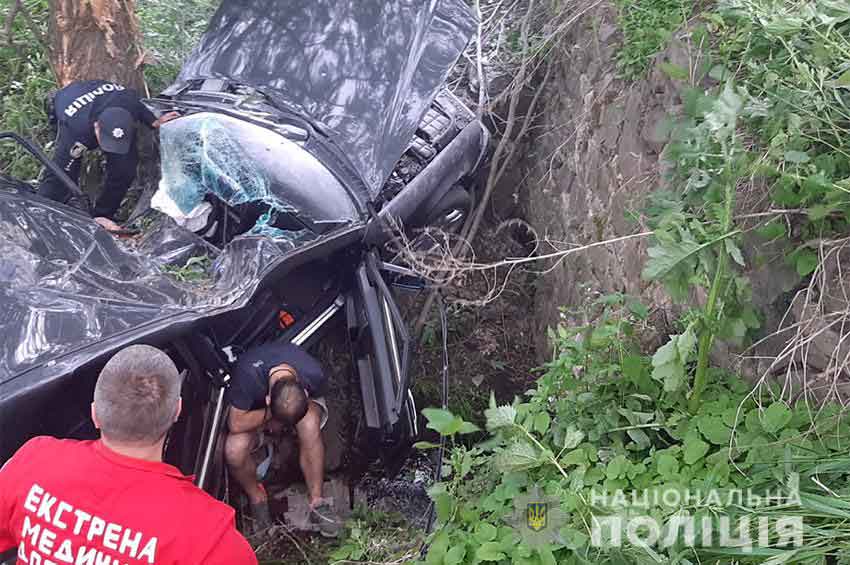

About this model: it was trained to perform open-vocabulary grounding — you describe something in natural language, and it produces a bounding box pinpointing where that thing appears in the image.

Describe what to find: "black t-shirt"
[227,343,326,411]
[55,80,157,147]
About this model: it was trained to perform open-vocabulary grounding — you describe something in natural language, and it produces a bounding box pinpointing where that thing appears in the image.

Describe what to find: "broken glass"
[153,112,358,241]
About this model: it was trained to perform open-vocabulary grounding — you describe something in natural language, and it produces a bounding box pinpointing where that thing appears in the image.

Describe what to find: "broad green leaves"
[423,408,480,436]
[496,440,543,472]
[643,234,703,282]
[651,326,697,392]
[762,402,792,434]
[484,392,517,431]
[683,431,710,464]
[705,83,743,142]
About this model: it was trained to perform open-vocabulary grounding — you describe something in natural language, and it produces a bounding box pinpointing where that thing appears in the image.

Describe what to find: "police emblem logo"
[526,502,547,532]
[112,128,125,139]
[69,142,87,159]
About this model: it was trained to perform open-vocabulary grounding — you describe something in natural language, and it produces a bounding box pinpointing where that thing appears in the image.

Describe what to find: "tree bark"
[48,0,146,91]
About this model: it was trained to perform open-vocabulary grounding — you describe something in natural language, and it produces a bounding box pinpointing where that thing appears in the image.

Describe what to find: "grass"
[161,255,212,283]
[614,0,695,79]
[136,0,220,93]
[0,0,52,179]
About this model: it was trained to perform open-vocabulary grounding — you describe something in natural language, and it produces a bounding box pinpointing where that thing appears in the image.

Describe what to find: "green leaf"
[560,526,590,550]
[459,421,481,435]
[683,433,710,464]
[794,249,819,276]
[706,83,743,140]
[622,354,646,385]
[643,238,702,281]
[708,64,730,81]
[606,455,629,479]
[652,336,688,392]
[762,402,792,434]
[474,523,498,543]
[445,545,466,565]
[660,62,690,81]
[658,453,679,477]
[724,238,745,267]
[538,546,557,565]
[562,448,587,466]
[627,428,651,448]
[423,408,461,436]
[757,221,786,240]
[677,328,698,362]
[784,150,810,164]
[434,492,455,522]
[653,360,685,393]
[563,426,585,450]
[533,411,551,434]
[628,300,649,320]
[427,531,450,565]
[485,392,517,431]
[475,542,506,562]
[496,441,542,472]
[652,338,678,366]
[698,416,732,445]
[414,441,441,450]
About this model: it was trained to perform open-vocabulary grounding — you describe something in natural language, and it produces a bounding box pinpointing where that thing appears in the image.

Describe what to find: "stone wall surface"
[520,2,847,398]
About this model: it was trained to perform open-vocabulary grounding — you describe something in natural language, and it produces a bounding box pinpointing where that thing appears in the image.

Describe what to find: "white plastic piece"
[151,183,213,233]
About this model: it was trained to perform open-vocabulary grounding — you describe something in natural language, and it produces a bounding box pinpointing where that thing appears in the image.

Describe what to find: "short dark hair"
[94,345,181,443]
[269,380,308,425]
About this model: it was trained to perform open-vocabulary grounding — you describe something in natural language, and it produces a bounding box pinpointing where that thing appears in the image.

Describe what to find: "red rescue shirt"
[0,437,257,565]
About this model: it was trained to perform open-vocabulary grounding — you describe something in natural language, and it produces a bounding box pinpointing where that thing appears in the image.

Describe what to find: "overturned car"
[0,0,487,539]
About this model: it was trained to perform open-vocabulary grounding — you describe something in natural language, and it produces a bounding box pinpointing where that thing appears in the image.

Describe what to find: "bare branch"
[3,0,22,44]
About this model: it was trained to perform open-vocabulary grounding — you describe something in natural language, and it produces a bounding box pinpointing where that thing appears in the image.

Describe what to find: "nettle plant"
[646,82,757,413]
[419,302,850,565]
[651,0,850,411]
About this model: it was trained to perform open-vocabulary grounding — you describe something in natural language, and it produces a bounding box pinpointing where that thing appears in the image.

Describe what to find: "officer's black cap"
[97,107,135,154]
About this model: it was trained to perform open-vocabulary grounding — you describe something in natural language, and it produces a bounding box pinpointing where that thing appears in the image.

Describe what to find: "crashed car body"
[0,0,486,495]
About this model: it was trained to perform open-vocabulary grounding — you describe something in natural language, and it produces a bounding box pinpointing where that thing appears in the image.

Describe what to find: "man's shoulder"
[16,436,86,457]
[2,437,86,473]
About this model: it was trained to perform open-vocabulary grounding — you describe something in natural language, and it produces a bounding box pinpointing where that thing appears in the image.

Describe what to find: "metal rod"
[0,132,84,197]
[291,295,345,347]
[197,382,227,490]
[382,296,402,387]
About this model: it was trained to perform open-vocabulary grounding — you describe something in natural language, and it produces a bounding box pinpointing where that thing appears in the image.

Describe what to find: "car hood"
[168,0,477,195]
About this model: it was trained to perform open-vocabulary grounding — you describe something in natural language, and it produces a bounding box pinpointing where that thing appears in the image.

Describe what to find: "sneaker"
[249,484,273,534]
[309,499,342,538]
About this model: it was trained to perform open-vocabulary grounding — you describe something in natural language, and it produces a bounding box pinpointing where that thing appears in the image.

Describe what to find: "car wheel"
[422,187,471,233]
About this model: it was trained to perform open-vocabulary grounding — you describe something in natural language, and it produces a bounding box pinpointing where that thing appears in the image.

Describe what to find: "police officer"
[38,79,179,225]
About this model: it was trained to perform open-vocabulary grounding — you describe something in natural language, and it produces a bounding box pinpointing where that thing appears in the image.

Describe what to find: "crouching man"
[224,342,341,537]
[0,345,257,565]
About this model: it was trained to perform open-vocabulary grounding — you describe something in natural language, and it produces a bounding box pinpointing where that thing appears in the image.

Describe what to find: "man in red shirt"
[0,345,257,565]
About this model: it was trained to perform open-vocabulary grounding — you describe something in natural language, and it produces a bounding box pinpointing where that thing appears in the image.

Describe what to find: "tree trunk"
[48,0,146,92]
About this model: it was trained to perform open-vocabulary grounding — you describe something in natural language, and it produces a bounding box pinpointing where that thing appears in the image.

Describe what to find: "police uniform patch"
[69,142,87,159]
[526,502,547,532]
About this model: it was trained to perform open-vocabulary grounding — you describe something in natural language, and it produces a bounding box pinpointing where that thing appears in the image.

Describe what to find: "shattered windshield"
[154,112,358,240]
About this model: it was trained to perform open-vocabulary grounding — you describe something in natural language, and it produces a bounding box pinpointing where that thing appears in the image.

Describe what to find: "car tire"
[421,187,471,233]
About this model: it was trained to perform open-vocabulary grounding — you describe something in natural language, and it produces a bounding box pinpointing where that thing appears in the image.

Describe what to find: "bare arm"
[227,406,268,434]
[151,111,180,128]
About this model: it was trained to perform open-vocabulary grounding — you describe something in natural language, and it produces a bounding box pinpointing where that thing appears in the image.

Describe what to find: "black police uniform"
[38,80,158,219]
